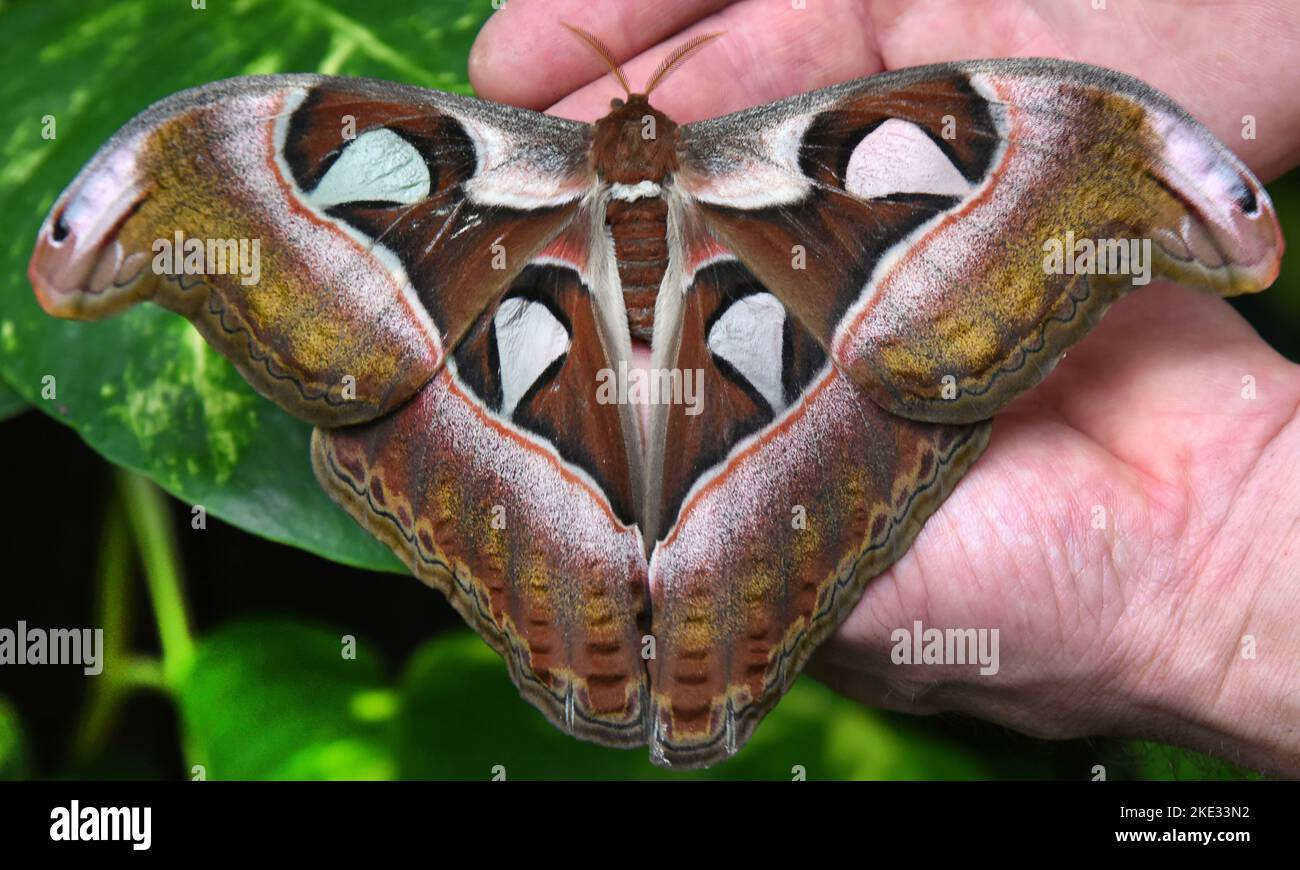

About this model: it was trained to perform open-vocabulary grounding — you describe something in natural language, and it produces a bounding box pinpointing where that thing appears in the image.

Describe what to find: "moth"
[28,27,1282,769]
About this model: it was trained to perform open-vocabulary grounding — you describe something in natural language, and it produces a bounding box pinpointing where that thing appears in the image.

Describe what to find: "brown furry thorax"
[592,94,680,184]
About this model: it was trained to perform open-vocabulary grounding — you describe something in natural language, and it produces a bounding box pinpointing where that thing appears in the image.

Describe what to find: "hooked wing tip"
[1149,109,1285,295]
[29,164,153,320]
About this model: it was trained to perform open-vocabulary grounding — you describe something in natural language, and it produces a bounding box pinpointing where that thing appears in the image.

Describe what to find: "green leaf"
[0,0,494,570]
[1126,741,1263,781]
[0,695,30,780]
[173,619,995,780]
[0,378,26,422]
[393,630,993,780]
[394,631,662,780]
[178,619,396,779]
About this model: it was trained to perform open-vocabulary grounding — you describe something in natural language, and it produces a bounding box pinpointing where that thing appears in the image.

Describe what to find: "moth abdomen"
[605,194,669,340]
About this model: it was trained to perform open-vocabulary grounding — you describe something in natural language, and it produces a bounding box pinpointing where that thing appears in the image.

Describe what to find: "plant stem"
[121,657,169,692]
[118,469,195,687]
[71,496,134,760]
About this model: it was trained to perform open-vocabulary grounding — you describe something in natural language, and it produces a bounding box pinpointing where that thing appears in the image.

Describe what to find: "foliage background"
[0,0,1291,780]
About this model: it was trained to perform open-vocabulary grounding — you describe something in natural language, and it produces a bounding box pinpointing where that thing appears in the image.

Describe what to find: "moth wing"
[29,75,594,426]
[313,213,651,744]
[642,202,989,767]
[676,59,1283,424]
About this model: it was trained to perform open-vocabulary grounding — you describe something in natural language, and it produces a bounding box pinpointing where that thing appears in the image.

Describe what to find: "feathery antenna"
[645,32,723,96]
[563,23,631,98]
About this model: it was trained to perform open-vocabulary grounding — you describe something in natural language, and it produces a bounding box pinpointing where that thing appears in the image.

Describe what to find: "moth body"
[592,95,680,341]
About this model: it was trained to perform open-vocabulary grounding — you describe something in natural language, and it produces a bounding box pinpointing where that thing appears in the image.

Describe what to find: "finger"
[870,0,1300,179]
[546,0,884,122]
[469,0,732,110]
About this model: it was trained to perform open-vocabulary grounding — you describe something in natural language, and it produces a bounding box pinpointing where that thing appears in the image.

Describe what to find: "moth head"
[567,26,722,184]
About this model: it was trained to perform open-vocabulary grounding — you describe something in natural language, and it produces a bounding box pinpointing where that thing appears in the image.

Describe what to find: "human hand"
[470,0,1300,775]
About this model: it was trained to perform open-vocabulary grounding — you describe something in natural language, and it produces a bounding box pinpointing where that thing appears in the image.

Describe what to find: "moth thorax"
[591,96,679,184]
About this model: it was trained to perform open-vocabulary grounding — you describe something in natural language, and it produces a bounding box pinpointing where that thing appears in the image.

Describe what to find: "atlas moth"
[28,26,1282,769]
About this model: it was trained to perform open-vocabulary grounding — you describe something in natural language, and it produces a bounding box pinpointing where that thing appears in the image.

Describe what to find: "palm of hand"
[470,0,1299,741]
